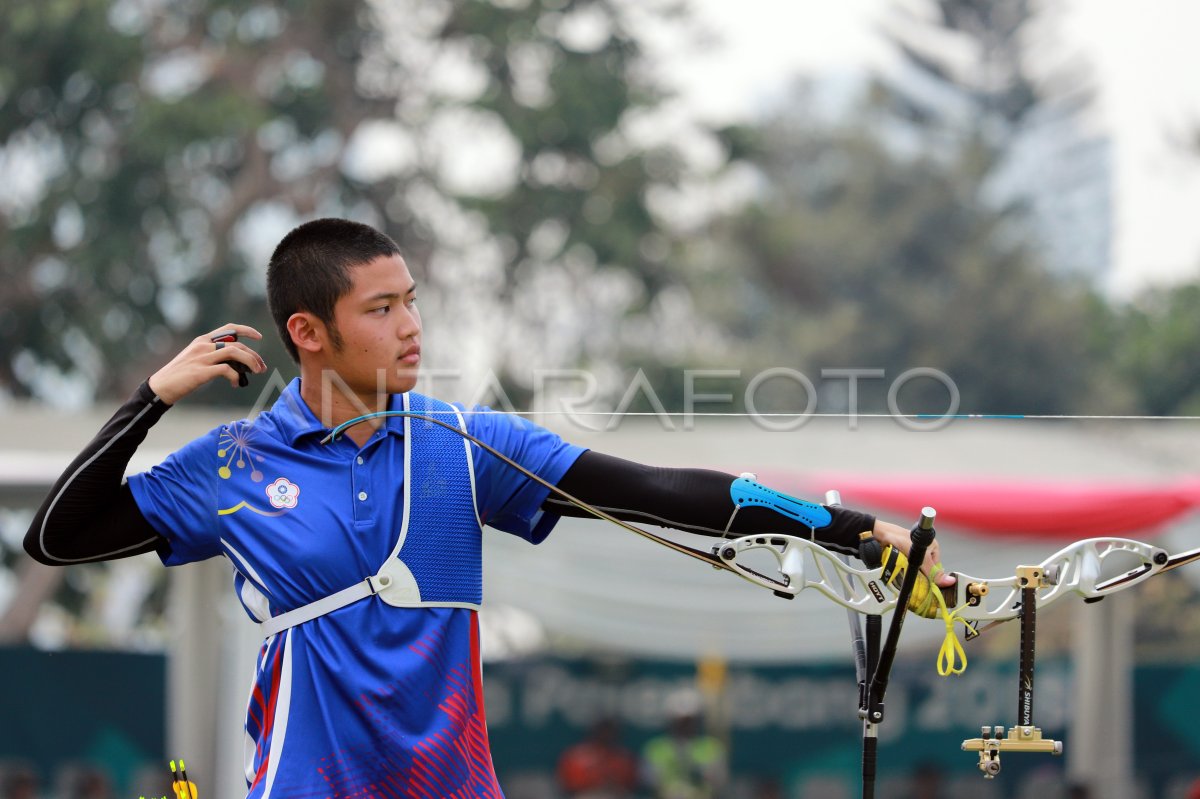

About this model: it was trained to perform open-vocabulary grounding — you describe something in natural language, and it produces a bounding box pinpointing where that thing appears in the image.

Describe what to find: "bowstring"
[348,410,1200,421]
[321,410,746,577]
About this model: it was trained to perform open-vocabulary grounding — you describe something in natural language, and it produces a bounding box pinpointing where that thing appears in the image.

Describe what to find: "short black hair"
[266,218,401,361]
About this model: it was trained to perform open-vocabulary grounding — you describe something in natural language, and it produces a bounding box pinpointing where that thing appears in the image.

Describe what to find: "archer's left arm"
[546,451,953,587]
[545,450,874,556]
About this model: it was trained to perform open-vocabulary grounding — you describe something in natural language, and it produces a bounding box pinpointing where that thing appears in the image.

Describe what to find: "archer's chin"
[392,366,421,394]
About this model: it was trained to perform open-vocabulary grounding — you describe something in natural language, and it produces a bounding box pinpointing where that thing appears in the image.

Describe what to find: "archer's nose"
[397,306,420,340]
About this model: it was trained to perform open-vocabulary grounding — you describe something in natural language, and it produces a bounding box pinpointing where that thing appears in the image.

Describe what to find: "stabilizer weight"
[961,563,1061,778]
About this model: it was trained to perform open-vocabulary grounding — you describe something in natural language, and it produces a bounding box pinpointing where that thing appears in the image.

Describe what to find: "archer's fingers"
[204,322,263,342]
[215,363,246,389]
[208,340,267,372]
[923,541,956,587]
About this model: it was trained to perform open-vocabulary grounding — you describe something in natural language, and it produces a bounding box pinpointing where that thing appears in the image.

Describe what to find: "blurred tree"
[687,98,1121,416]
[873,0,1110,281]
[0,0,702,405]
[1096,281,1200,416]
[0,0,387,400]
[874,0,1043,139]
[653,0,1113,415]
[0,0,708,644]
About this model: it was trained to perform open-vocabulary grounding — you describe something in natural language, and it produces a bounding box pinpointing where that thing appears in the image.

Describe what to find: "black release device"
[211,330,250,387]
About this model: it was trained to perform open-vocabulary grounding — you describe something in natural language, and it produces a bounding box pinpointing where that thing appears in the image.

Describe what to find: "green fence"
[3,647,1199,796]
[0,646,165,793]
[484,656,1200,795]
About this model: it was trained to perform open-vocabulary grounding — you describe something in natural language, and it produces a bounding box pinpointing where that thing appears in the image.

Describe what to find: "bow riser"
[718,535,898,613]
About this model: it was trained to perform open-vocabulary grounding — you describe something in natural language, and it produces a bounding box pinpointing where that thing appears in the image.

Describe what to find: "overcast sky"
[658,0,1200,297]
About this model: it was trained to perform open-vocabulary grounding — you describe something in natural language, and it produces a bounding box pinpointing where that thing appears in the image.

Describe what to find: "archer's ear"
[287,312,324,355]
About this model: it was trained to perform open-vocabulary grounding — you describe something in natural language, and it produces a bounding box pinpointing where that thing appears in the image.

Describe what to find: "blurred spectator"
[557,718,639,799]
[641,692,727,799]
[751,776,786,799]
[69,767,113,799]
[1,766,39,799]
[1186,775,1200,799]
[901,762,946,799]
[1065,782,1092,799]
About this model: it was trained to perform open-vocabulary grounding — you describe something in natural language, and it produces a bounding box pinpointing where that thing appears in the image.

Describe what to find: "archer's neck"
[297,367,391,446]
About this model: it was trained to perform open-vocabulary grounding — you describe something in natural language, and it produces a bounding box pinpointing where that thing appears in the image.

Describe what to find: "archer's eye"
[370,305,390,315]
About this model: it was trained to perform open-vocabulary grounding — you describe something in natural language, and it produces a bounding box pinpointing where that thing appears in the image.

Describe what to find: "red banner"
[759,472,1200,540]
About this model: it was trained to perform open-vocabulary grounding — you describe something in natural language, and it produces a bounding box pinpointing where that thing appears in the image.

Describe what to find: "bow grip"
[730,477,832,528]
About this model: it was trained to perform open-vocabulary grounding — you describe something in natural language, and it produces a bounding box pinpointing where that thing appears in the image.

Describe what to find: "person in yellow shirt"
[642,692,727,799]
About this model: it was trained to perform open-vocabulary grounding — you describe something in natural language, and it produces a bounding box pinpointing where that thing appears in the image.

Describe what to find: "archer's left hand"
[871,519,956,589]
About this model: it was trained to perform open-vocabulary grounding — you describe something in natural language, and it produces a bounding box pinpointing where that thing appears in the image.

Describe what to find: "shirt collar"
[266,378,408,446]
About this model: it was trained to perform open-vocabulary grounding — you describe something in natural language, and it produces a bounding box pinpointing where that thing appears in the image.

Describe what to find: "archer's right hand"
[148,323,267,405]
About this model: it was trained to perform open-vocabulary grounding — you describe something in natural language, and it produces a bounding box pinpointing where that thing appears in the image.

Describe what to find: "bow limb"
[948,537,1171,623]
[1094,544,1200,591]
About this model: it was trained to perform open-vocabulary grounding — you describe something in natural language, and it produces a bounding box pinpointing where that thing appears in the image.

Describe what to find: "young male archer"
[26,218,953,797]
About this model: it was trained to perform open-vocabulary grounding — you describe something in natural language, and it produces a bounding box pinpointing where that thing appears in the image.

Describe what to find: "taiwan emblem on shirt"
[215,422,302,519]
[266,477,301,509]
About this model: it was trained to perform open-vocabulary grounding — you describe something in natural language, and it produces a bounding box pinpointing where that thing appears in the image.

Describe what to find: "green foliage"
[440,0,684,316]
[3,0,1190,420]
[0,0,694,403]
[876,0,1042,135]
[688,103,1115,415]
[0,0,369,398]
[1100,282,1200,416]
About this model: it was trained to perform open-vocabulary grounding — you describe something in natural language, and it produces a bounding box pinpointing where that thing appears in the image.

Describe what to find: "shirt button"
[358,491,368,501]
[356,456,364,465]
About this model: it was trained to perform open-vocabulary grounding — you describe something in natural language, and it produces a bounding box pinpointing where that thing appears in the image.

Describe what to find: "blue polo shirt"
[128,378,585,797]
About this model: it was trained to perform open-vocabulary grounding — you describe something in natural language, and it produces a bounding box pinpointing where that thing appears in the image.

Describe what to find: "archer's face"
[323,254,422,396]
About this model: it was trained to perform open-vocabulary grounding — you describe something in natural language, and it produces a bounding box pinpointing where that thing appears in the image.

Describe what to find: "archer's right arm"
[25,382,170,564]
[23,324,265,565]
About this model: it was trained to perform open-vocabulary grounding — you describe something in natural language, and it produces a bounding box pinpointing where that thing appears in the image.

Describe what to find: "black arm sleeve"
[543,450,876,556]
[24,381,171,565]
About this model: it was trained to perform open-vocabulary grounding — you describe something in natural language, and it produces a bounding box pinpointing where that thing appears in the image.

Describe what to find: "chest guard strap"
[259,557,426,638]
[258,393,481,639]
